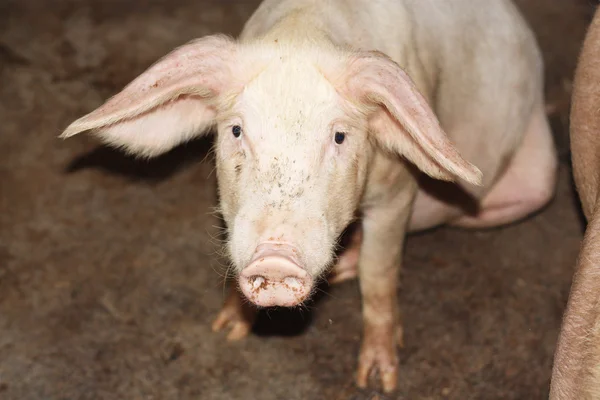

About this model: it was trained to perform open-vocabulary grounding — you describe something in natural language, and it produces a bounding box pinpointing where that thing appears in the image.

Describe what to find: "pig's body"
[60,0,557,392]
[550,8,600,400]
[240,0,556,232]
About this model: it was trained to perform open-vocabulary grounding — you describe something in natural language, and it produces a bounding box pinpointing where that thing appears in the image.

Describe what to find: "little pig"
[550,8,600,400]
[60,0,557,392]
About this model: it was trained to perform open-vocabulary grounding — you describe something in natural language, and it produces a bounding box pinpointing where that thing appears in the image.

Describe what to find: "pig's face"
[60,35,481,308]
[215,54,370,305]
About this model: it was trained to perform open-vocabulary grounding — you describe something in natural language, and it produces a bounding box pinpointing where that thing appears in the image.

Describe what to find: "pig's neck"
[241,5,436,105]
[253,8,341,52]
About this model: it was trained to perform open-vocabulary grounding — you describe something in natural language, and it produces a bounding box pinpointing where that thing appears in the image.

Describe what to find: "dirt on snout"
[0,0,596,399]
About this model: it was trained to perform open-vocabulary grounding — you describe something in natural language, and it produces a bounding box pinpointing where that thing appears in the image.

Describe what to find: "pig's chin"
[236,242,315,307]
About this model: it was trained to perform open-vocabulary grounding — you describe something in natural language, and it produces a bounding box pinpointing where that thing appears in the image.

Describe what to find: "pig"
[60,0,557,392]
[550,7,600,400]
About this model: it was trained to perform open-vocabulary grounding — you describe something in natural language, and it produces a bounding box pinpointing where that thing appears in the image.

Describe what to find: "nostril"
[283,276,302,290]
[249,276,267,290]
[239,251,313,307]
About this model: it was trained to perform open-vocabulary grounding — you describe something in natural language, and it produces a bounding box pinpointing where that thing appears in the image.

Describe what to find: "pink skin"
[239,243,312,307]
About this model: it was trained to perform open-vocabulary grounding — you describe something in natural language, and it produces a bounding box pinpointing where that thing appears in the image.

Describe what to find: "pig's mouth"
[238,242,314,307]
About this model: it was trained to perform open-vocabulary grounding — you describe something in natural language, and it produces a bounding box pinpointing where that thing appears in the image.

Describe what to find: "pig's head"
[61,34,481,307]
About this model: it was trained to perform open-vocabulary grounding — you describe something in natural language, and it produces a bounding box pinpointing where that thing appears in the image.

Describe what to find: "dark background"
[0,1,597,399]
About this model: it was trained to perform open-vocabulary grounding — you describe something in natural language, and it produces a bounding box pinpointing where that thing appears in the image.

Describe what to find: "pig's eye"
[334,132,346,144]
[232,125,242,138]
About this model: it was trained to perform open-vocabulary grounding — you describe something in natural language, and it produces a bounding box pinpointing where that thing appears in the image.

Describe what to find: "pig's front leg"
[356,188,413,393]
[212,285,257,341]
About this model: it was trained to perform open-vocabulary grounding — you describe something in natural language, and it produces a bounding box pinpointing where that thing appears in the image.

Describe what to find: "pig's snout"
[239,243,313,307]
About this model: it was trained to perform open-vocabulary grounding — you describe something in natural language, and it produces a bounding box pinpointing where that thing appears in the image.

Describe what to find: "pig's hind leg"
[451,104,558,228]
[212,286,256,341]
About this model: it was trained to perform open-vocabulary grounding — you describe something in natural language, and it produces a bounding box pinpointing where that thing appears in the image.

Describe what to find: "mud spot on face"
[283,278,303,295]
[234,163,242,178]
[250,276,269,293]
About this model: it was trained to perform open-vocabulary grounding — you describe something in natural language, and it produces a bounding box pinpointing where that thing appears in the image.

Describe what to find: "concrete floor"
[0,1,597,399]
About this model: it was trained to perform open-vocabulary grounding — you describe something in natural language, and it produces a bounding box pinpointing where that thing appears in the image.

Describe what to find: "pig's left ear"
[60,34,238,157]
[343,51,483,186]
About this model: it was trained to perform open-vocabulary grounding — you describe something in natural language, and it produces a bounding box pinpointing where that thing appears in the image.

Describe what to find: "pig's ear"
[60,35,238,157]
[344,51,483,186]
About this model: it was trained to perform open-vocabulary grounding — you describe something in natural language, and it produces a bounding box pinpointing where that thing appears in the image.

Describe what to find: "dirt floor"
[0,1,598,399]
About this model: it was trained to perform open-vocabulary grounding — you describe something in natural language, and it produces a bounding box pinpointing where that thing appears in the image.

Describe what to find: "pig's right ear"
[60,35,238,157]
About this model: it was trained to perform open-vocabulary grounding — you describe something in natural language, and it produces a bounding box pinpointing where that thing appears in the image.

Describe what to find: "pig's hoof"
[356,333,400,393]
[328,249,359,284]
[211,300,256,341]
